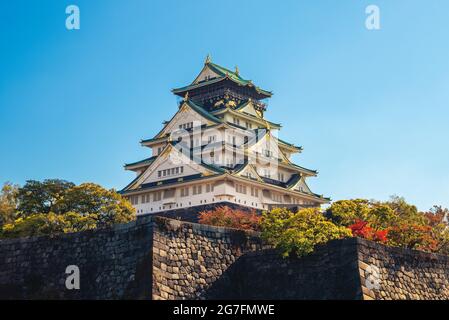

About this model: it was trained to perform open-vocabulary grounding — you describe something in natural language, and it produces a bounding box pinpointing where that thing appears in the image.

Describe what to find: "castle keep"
[121,57,329,216]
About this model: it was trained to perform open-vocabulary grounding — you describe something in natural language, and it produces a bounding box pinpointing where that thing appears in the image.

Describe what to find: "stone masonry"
[0,215,448,300]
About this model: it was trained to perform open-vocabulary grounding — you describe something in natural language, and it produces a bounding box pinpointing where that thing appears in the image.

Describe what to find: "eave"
[227,174,330,204]
[124,156,157,171]
[211,107,281,130]
[172,77,272,99]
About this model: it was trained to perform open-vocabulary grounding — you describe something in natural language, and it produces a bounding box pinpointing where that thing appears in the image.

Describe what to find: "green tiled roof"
[275,137,302,150]
[141,136,167,144]
[288,162,318,175]
[124,156,157,168]
[212,100,281,128]
[186,100,222,124]
[172,61,272,97]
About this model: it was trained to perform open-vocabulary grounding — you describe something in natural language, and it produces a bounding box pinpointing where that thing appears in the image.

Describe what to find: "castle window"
[193,185,202,195]
[153,192,162,201]
[206,184,214,193]
[271,193,282,203]
[130,196,139,205]
[251,187,259,197]
[235,184,247,194]
[160,166,183,179]
[180,187,189,197]
[263,149,273,158]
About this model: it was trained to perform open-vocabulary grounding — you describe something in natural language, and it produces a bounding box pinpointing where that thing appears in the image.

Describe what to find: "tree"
[348,219,388,243]
[0,182,19,227]
[54,183,135,227]
[199,206,261,231]
[1,180,135,239]
[261,208,352,257]
[1,212,97,239]
[16,179,75,216]
[423,206,449,254]
[324,199,371,226]
[382,195,425,225]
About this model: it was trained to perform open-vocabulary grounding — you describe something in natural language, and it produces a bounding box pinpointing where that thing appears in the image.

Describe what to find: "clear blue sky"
[1,0,448,211]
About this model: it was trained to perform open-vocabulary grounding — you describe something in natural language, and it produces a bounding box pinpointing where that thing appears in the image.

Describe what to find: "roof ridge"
[207,62,245,81]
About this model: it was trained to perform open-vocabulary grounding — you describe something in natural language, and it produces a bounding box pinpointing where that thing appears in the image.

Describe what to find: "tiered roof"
[122,58,329,203]
[172,56,272,99]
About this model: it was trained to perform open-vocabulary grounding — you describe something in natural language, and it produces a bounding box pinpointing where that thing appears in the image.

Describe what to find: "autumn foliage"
[327,197,449,254]
[348,219,388,243]
[198,206,261,231]
[199,197,449,257]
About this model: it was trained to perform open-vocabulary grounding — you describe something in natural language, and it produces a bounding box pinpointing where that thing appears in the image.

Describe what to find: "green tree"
[1,180,135,239]
[324,199,371,226]
[54,183,135,227]
[1,212,97,238]
[0,182,19,227]
[261,208,352,257]
[16,179,75,216]
[382,195,425,225]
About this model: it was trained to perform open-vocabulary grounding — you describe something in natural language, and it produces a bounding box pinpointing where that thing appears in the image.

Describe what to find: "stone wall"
[151,218,449,300]
[151,219,364,300]
[151,216,267,300]
[357,238,449,300]
[1,215,449,300]
[0,216,154,299]
[205,239,363,300]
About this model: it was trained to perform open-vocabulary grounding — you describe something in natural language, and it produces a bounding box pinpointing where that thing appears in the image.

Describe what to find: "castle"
[121,56,329,215]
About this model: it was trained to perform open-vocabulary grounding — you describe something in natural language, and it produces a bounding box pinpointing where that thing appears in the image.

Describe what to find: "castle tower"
[121,57,329,216]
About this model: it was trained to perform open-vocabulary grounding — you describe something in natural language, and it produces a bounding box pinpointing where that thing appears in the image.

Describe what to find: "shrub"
[261,208,352,257]
[327,198,449,253]
[348,219,388,243]
[0,212,97,238]
[198,206,261,231]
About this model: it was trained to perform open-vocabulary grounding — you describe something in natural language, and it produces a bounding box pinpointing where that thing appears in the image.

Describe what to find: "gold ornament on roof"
[235,66,239,76]
[225,100,237,108]
[183,91,189,101]
[205,54,211,64]
[214,99,225,108]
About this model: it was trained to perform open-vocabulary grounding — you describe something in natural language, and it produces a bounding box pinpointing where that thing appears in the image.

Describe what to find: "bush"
[348,219,388,243]
[326,197,449,253]
[261,208,352,257]
[198,206,261,231]
[0,212,97,238]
